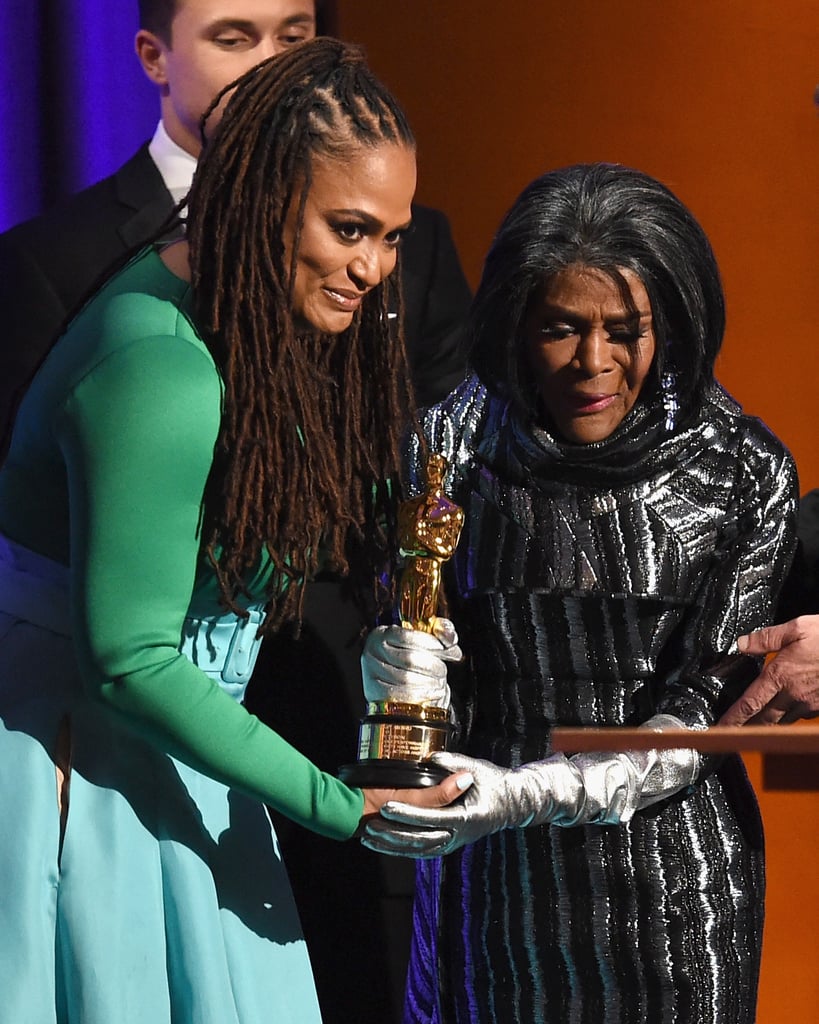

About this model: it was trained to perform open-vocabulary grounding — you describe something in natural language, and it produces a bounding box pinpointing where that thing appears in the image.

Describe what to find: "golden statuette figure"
[397,452,464,632]
[340,452,465,788]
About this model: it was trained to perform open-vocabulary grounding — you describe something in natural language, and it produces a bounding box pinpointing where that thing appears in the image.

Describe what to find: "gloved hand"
[361,617,462,709]
[362,714,700,858]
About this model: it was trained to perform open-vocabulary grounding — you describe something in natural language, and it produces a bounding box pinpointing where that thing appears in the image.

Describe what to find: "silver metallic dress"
[403,374,797,1024]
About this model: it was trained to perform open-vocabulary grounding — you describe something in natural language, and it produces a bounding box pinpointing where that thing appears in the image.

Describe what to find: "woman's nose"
[349,246,394,287]
[572,330,613,376]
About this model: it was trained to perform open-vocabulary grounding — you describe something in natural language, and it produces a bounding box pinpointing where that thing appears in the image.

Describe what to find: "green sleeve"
[56,332,364,841]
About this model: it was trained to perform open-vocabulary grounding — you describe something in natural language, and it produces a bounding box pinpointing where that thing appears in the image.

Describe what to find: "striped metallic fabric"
[402,374,797,1024]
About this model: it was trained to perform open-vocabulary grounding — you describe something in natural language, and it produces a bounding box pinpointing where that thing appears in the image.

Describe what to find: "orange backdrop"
[337,1,819,1018]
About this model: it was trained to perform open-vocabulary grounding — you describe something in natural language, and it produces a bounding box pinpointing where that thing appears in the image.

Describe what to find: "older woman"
[0,39,466,1024]
[363,163,797,1023]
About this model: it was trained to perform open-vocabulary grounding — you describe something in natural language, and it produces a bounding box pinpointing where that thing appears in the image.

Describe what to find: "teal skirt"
[0,537,321,1023]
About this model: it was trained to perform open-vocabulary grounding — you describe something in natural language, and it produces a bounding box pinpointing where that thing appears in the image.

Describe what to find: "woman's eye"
[384,229,406,249]
[335,223,364,242]
[608,327,647,344]
[538,324,576,341]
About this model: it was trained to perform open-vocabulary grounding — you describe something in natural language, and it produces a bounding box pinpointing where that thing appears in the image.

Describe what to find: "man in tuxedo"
[0,0,471,435]
[0,3,471,1022]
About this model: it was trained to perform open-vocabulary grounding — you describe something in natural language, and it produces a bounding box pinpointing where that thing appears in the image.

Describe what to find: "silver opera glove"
[361,714,701,858]
[361,617,462,710]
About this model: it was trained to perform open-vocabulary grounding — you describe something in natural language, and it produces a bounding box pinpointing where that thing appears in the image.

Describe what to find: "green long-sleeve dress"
[0,246,363,1023]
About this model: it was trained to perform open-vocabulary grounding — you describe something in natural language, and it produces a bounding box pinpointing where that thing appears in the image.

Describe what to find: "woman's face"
[523,264,656,444]
[286,141,417,335]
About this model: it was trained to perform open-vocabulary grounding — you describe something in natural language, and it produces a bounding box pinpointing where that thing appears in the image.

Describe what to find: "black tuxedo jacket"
[0,143,471,431]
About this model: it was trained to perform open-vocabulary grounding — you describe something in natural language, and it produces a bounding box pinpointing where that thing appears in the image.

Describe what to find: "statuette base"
[339,757,450,789]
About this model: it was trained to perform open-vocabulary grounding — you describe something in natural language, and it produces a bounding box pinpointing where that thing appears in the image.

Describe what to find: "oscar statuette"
[340,453,464,787]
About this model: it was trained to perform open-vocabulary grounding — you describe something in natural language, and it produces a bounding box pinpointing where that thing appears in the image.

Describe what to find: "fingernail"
[456,773,474,791]
[737,635,748,652]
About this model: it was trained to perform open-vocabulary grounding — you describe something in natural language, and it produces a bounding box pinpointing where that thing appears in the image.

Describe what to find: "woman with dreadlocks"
[0,38,466,1024]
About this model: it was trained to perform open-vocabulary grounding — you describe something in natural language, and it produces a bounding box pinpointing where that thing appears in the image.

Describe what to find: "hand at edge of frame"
[720,615,819,725]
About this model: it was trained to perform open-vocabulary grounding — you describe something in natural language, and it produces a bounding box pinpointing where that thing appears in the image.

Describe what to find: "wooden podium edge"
[550,725,819,754]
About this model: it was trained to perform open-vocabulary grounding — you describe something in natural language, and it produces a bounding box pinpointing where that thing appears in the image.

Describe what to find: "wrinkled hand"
[361,750,586,858]
[361,617,462,709]
[720,616,819,725]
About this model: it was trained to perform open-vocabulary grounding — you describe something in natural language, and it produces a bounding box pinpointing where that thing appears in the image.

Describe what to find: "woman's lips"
[565,392,617,414]
[323,286,365,312]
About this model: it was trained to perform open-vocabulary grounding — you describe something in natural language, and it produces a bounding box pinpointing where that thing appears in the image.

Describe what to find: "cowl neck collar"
[473,381,734,488]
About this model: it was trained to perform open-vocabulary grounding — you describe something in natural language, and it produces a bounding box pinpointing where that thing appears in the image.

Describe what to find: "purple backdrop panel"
[0,1,157,232]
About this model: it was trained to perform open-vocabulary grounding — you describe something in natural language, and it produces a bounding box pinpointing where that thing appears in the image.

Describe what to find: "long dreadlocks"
[185,38,417,632]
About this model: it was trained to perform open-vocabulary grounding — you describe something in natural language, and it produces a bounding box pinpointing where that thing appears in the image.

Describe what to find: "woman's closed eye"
[532,323,573,339]
[535,321,649,344]
[606,324,650,344]
[536,323,580,341]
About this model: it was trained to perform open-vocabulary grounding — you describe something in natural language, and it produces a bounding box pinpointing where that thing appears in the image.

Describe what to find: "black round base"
[338,758,449,789]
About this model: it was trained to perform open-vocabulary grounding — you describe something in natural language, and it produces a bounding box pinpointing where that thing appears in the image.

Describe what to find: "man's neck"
[148,121,198,201]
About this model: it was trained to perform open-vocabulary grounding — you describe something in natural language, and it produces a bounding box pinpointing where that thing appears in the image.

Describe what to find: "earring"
[660,370,679,431]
